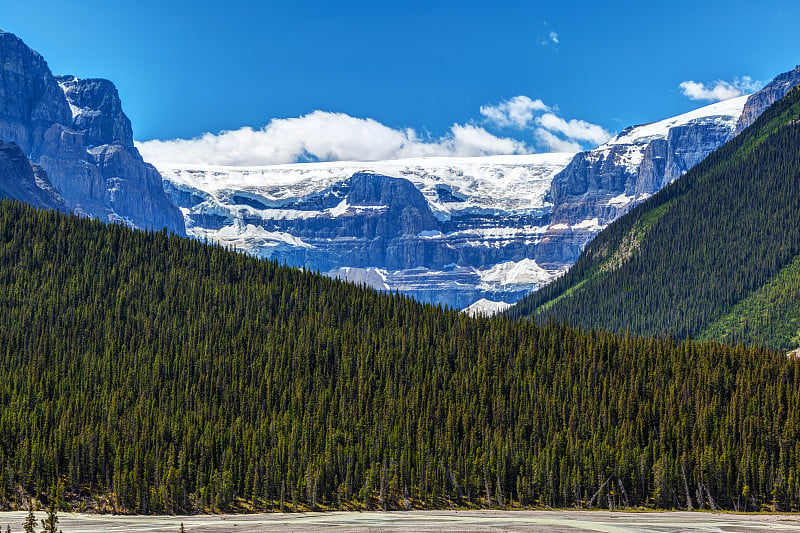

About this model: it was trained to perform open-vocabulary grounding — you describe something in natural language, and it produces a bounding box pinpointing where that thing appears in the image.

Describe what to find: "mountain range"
[158,91,779,310]
[1,28,800,314]
[509,83,800,351]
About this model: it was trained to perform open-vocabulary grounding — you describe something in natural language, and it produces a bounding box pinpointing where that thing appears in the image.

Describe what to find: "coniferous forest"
[508,86,800,351]
[1,197,800,513]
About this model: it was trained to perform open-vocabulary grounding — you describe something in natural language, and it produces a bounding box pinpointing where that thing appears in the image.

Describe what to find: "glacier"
[159,154,573,309]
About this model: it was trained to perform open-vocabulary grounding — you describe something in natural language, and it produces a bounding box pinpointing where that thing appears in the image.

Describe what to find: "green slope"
[1,200,800,513]
[699,252,800,349]
[509,86,800,351]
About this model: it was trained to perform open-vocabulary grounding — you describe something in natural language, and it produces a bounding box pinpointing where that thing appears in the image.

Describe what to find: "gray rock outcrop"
[57,76,134,148]
[0,140,67,211]
[0,30,72,158]
[0,30,185,235]
[736,65,800,133]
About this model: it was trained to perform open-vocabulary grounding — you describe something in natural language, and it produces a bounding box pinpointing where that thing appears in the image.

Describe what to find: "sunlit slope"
[509,87,800,351]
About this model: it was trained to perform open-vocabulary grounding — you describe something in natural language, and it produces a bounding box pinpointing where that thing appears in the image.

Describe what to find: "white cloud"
[679,76,763,102]
[540,30,559,46]
[480,95,610,152]
[137,111,531,166]
[535,129,582,153]
[679,81,740,102]
[137,95,615,166]
[536,113,612,145]
[480,96,550,129]
[446,124,527,155]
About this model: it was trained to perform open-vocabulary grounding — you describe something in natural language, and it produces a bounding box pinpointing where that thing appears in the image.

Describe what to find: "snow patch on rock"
[464,299,513,317]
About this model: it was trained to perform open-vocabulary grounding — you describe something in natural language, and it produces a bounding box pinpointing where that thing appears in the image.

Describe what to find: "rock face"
[160,155,573,309]
[736,65,800,133]
[0,31,72,159]
[0,140,67,211]
[0,30,185,234]
[537,96,749,267]
[58,76,133,148]
[538,68,800,271]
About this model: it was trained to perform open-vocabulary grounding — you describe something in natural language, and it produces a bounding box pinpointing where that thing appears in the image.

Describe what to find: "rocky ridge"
[536,96,749,268]
[536,66,800,276]
[0,30,184,234]
[160,155,573,309]
[736,65,800,133]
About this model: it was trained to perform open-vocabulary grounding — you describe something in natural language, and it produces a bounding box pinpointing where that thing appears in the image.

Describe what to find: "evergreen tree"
[22,507,35,533]
[40,506,59,533]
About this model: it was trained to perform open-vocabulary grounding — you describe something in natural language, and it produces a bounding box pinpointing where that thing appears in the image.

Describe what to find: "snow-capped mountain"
[157,66,799,311]
[157,91,748,310]
[2,29,799,312]
[160,154,573,309]
[537,95,749,269]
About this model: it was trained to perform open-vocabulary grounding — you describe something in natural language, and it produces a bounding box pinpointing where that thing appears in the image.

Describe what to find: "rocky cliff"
[0,30,185,234]
[0,140,67,211]
[535,67,800,271]
[735,65,800,133]
[536,96,749,268]
[160,155,573,308]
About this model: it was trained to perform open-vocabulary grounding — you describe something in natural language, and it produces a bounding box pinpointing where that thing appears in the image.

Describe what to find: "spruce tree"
[22,506,35,533]
[40,506,59,533]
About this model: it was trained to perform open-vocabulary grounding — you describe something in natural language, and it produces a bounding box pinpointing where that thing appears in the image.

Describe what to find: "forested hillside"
[1,199,800,513]
[508,86,800,351]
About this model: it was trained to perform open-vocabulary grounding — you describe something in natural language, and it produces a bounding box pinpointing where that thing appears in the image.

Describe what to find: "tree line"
[0,198,798,512]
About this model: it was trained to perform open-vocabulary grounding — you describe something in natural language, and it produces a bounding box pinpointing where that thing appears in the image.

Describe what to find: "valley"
[1,17,800,521]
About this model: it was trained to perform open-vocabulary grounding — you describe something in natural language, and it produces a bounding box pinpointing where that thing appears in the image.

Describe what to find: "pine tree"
[40,506,59,533]
[22,506,35,533]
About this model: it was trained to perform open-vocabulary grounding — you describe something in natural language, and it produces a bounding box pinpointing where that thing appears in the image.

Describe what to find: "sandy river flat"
[1,510,798,532]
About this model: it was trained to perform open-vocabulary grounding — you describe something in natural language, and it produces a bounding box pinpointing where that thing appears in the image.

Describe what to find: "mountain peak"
[0,30,185,234]
[57,75,134,148]
[510,78,800,350]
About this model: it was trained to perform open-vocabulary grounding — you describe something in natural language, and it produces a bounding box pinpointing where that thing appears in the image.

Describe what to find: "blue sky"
[2,1,799,164]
